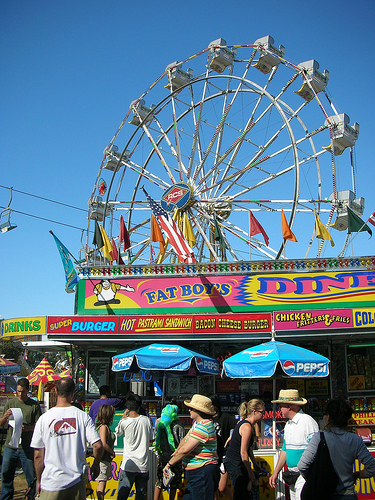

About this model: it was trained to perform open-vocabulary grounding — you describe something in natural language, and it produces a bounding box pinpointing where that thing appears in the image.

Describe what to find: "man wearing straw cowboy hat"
[269,389,318,500]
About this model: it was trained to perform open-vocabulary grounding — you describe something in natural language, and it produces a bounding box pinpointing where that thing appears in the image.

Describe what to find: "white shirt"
[116,415,152,473]
[282,409,319,468]
[31,406,100,491]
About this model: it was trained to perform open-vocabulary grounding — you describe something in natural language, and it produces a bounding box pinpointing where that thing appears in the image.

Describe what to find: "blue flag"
[153,381,163,397]
[50,231,79,293]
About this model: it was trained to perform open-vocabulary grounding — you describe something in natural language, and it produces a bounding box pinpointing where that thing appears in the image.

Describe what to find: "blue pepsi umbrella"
[222,340,329,378]
[222,340,329,449]
[112,343,220,375]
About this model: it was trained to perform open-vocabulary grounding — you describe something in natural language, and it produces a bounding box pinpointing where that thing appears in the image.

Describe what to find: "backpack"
[301,432,339,500]
[213,420,225,464]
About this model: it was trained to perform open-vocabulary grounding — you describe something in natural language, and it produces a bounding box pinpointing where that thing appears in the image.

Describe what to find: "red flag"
[368,211,375,228]
[249,211,269,246]
[111,238,125,265]
[119,215,131,250]
[143,189,196,264]
[281,208,297,242]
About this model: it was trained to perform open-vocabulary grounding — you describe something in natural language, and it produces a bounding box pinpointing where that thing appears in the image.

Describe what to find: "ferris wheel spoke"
[127,160,171,190]
[188,209,220,261]
[167,87,185,181]
[193,69,254,185]
[188,69,210,180]
[153,115,188,179]
[212,66,278,199]
[209,58,255,187]
[139,122,177,184]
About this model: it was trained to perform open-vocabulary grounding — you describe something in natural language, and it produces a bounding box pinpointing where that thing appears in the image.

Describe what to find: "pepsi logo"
[283,360,295,375]
[243,349,272,358]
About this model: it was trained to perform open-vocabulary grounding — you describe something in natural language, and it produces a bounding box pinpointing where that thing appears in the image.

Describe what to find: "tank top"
[98,424,115,462]
[224,419,254,465]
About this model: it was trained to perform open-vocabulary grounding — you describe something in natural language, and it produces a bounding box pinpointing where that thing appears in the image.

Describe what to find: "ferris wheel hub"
[160,182,194,212]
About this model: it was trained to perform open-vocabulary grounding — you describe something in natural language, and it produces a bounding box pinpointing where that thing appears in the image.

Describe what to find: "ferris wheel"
[86,36,362,266]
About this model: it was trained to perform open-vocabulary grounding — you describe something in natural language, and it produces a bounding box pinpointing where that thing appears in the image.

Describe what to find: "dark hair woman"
[298,399,375,500]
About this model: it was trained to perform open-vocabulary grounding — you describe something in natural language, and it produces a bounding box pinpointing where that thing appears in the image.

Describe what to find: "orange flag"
[281,208,297,242]
[151,214,165,252]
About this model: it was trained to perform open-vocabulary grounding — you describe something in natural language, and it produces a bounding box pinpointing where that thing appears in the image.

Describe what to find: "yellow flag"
[173,209,182,229]
[100,225,114,261]
[183,212,196,247]
[315,211,335,247]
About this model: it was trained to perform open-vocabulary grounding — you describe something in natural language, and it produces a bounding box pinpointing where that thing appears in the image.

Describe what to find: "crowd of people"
[1,380,375,500]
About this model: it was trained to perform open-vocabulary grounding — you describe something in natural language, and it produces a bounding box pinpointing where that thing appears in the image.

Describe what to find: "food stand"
[42,257,375,499]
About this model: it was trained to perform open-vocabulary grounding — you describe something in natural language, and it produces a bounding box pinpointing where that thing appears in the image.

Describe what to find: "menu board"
[179,377,198,395]
[88,357,109,394]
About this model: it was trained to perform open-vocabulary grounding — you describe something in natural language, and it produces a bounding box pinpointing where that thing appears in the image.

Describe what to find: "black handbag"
[301,431,339,500]
[282,469,300,486]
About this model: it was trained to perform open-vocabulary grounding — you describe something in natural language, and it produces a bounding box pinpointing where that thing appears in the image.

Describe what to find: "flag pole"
[49,230,82,266]
[249,211,251,261]
[340,217,372,255]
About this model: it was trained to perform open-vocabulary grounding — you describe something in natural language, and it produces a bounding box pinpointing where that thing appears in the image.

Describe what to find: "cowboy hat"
[184,394,215,415]
[271,389,307,405]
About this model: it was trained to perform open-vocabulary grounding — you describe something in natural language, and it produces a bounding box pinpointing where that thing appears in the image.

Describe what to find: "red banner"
[47,313,271,335]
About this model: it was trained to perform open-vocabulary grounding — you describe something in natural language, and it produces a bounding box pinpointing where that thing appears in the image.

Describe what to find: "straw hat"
[184,394,215,415]
[271,389,307,405]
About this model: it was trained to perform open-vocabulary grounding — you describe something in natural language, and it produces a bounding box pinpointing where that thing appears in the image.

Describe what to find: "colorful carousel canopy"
[27,357,61,385]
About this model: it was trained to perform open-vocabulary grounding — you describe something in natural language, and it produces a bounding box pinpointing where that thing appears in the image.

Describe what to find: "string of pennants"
[91,193,374,265]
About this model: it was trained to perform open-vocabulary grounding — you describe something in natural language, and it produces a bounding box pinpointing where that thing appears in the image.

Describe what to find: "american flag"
[143,188,196,264]
[368,212,375,228]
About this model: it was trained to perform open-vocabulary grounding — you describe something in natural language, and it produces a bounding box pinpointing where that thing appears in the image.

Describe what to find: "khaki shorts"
[96,460,112,481]
[39,479,86,500]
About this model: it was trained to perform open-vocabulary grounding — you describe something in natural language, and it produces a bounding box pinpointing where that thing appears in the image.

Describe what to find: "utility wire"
[0,205,86,231]
[0,184,87,213]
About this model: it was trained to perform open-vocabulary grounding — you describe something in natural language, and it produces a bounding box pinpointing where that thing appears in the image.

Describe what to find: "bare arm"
[239,424,257,486]
[90,439,104,480]
[0,409,12,427]
[163,435,200,476]
[269,450,287,488]
[34,448,45,495]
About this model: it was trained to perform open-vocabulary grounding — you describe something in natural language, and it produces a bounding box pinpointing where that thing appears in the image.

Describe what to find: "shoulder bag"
[301,431,339,500]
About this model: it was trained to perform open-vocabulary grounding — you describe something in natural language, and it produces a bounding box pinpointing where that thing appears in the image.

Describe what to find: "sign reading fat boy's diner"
[76,270,375,315]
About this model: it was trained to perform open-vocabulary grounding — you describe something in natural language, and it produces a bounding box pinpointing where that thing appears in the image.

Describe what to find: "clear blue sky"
[1,0,374,320]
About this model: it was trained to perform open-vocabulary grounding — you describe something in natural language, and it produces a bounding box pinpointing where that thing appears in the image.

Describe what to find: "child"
[96,404,116,500]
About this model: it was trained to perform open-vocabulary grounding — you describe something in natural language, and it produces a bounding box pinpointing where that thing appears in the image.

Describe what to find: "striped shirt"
[282,410,319,468]
[182,419,218,470]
